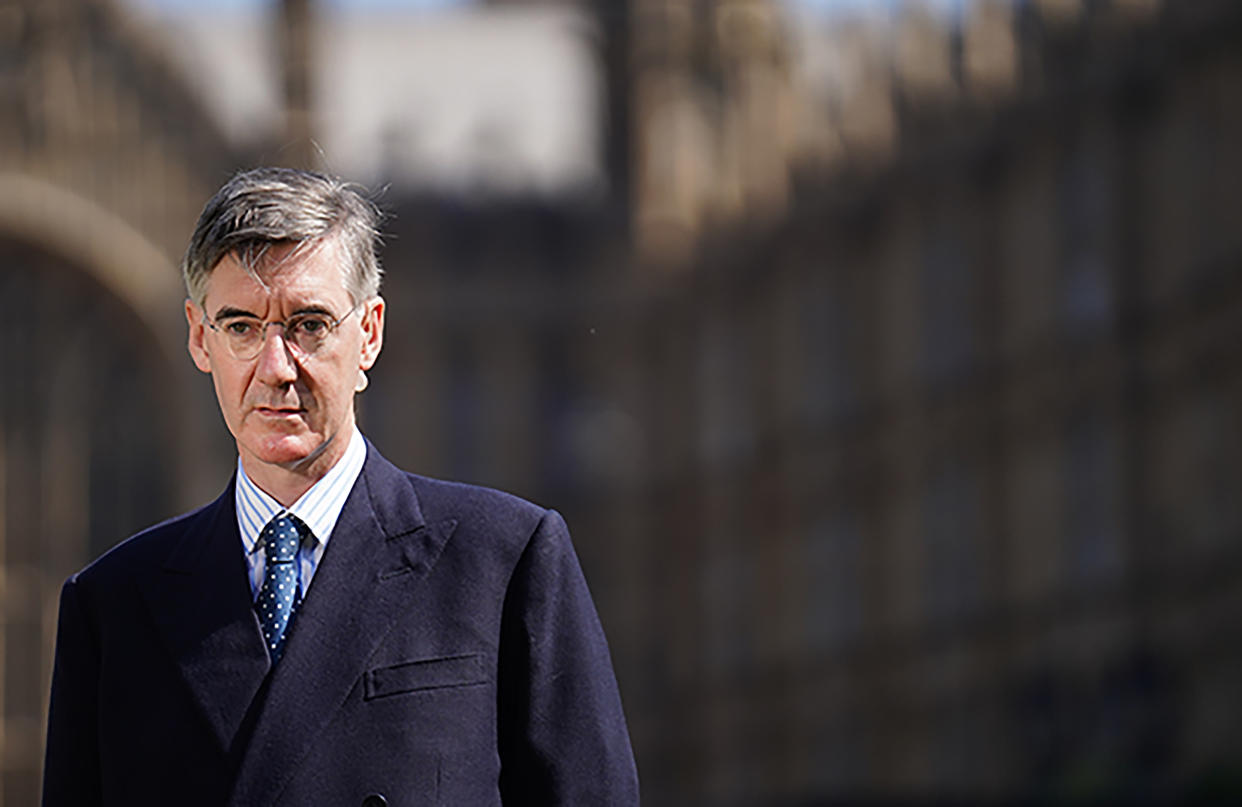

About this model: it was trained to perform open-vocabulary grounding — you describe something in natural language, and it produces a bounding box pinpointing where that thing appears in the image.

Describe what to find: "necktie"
[257,513,305,664]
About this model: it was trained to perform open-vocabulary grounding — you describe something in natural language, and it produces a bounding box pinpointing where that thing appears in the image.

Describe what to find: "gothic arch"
[0,173,186,357]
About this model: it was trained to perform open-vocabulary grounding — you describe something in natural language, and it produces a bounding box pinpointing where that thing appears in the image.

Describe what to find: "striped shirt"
[235,427,367,600]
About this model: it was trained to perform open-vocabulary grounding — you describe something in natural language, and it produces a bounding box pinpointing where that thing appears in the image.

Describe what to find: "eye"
[292,315,330,336]
[222,319,258,337]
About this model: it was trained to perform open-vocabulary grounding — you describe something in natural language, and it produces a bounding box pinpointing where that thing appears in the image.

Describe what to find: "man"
[42,167,639,806]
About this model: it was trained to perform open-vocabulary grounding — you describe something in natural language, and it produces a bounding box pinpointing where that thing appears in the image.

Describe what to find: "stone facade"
[3,0,1241,804]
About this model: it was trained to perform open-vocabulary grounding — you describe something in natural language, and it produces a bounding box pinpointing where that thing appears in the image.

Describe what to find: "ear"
[185,299,213,374]
[359,296,385,371]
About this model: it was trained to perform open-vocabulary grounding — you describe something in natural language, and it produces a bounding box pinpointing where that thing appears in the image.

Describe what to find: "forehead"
[205,239,350,309]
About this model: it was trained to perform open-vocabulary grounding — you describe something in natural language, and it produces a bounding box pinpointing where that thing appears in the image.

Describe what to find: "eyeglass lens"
[219,314,335,358]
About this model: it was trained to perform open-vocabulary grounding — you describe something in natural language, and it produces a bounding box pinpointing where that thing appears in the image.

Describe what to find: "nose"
[253,324,298,385]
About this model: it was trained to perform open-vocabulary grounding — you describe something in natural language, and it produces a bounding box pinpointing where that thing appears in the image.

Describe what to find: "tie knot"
[261,514,303,563]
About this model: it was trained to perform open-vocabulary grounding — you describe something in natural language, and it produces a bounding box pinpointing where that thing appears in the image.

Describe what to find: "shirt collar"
[235,427,367,555]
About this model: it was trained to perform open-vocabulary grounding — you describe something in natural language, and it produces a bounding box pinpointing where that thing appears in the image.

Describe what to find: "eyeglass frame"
[201,302,363,361]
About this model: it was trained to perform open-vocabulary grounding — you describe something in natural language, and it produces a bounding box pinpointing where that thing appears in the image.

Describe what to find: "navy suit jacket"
[42,443,638,806]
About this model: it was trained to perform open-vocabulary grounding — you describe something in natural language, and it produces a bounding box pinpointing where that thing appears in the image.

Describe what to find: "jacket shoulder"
[72,495,222,588]
[404,473,549,535]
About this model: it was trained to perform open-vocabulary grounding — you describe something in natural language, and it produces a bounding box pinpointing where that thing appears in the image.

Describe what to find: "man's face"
[185,238,384,481]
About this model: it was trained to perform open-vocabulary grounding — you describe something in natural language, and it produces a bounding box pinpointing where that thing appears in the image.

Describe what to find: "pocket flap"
[364,653,488,699]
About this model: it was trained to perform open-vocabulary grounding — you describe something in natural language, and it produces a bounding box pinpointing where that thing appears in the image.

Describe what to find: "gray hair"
[182,167,384,306]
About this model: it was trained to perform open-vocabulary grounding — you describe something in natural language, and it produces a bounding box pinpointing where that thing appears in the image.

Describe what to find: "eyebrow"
[212,304,338,321]
[289,305,336,317]
[213,306,259,321]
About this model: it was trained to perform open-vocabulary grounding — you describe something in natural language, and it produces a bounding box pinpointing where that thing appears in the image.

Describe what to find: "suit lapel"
[140,479,272,754]
[228,444,458,807]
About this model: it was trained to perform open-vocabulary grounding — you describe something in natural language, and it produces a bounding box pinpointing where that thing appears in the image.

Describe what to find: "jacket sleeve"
[42,576,103,807]
[496,510,640,805]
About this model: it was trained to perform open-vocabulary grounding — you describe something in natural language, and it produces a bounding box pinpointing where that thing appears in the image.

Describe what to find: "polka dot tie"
[257,513,305,665]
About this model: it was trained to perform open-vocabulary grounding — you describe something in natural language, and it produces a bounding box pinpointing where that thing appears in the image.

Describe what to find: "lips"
[254,406,306,417]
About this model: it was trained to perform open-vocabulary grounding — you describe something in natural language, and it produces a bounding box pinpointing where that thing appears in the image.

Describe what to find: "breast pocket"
[363,653,489,700]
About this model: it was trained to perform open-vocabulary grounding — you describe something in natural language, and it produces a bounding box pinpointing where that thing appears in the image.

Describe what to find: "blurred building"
[2,0,1241,805]
[139,0,603,193]
[607,0,1242,803]
[0,0,247,800]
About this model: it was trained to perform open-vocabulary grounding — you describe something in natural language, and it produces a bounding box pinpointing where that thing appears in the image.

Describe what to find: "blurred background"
[1,0,1241,803]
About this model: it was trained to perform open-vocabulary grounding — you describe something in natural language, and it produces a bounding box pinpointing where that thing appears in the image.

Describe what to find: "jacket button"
[362,795,387,807]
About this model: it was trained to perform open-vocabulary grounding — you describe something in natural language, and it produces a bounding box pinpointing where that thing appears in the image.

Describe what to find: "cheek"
[313,354,358,393]
[310,367,355,413]
[212,364,252,410]
[320,372,351,406]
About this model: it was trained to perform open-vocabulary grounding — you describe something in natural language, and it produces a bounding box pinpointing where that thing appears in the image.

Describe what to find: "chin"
[246,433,324,469]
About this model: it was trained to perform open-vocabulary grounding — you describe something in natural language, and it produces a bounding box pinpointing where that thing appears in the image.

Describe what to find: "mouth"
[254,406,306,418]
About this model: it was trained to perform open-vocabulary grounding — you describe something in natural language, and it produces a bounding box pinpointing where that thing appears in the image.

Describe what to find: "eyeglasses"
[203,304,360,360]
